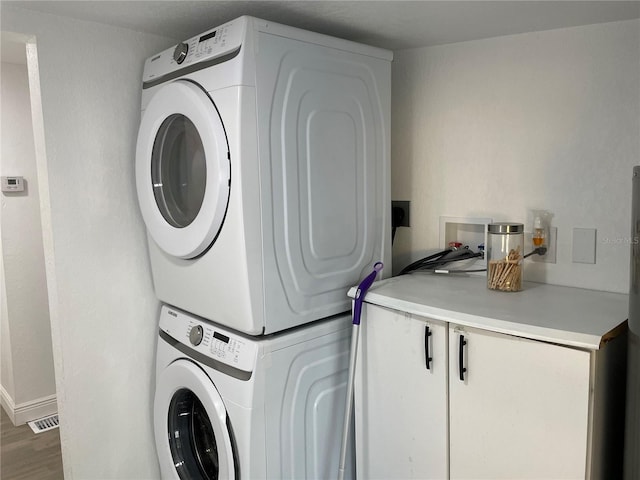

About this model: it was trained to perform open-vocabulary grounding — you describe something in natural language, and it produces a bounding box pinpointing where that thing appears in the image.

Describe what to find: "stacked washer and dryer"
[135,16,391,479]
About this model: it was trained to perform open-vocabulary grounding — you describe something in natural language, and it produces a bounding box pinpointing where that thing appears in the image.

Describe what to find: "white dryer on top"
[136,16,392,335]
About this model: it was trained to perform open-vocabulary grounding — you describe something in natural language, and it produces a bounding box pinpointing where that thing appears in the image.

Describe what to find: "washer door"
[154,360,237,479]
[136,80,230,259]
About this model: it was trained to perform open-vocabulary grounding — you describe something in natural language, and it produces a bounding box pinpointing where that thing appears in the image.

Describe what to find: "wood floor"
[1,408,64,479]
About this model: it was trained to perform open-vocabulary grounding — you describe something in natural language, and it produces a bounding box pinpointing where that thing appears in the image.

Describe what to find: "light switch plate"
[572,228,597,264]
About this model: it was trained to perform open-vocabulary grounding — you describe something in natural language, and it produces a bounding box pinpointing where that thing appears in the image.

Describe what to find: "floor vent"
[27,414,59,434]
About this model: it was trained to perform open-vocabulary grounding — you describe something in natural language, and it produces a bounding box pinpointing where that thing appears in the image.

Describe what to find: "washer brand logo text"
[168,310,177,317]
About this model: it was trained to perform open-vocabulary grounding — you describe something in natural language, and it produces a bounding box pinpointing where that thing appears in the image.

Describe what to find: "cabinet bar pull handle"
[459,334,467,381]
[424,325,433,370]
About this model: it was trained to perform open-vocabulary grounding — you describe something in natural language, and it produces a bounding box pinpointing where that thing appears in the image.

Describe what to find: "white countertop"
[348,274,628,350]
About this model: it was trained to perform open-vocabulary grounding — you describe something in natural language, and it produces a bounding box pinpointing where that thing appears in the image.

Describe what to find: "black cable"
[399,248,484,275]
[434,268,487,274]
[415,252,483,272]
[391,206,405,246]
[524,247,548,258]
[399,246,547,277]
[398,248,453,275]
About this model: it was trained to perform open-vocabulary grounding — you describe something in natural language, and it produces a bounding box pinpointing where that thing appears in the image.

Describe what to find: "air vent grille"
[27,414,59,434]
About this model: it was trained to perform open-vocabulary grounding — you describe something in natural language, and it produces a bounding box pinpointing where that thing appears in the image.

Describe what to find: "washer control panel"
[159,306,256,373]
[142,17,245,84]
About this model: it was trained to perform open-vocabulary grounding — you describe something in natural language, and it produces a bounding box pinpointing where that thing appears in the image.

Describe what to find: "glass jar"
[487,223,524,292]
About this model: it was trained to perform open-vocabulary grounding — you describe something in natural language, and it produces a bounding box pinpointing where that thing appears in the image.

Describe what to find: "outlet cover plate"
[392,200,410,227]
[572,228,597,264]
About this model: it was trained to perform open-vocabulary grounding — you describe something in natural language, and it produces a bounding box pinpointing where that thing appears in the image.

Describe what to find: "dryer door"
[136,80,230,259]
[154,360,237,480]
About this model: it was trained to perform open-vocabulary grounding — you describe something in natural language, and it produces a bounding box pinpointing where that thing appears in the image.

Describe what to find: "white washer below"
[154,305,355,479]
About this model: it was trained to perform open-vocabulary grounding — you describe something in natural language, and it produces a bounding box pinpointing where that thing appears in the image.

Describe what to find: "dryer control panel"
[159,305,257,373]
[142,17,246,85]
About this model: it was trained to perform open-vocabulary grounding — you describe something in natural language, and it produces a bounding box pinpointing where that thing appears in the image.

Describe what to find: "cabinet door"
[354,304,448,479]
[448,325,591,480]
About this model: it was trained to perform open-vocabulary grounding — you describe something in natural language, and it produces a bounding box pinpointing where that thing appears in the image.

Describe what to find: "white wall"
[0,58,56,423]
[1,6,173,479]
[391,19,640,293]
[0,231,13,406]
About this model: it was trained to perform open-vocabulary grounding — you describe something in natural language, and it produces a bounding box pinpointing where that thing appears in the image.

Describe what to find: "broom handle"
[338,262,383,480]
[338,326,360,480]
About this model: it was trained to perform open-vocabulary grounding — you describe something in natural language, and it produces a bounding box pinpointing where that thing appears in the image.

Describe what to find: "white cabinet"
[352,275,627,480]
[355,306,448,479]
[448,325,590,479]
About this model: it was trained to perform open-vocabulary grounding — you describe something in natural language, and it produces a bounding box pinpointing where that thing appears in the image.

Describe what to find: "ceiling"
[2,1,640,58]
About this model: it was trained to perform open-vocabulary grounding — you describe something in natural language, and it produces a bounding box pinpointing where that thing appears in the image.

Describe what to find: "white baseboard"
[0,386,16,423]
[1,385,57,426]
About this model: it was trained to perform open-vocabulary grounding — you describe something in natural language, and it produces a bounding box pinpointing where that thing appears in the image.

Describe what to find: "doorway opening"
[0,31,60,431]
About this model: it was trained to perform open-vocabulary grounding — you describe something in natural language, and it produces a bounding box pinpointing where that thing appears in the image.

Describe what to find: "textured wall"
[391,19,640,292]
[0,234,12,405]
[1,6,173,478]
[0,59,56,415]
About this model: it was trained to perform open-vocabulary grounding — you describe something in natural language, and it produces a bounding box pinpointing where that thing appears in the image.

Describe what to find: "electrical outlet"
[392,201,410,227]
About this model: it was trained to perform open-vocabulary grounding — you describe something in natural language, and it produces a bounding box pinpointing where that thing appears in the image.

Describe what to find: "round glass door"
[152,115,207,229]
[168,388,219,479]
[136,80,230,259]
[154,360,236,479]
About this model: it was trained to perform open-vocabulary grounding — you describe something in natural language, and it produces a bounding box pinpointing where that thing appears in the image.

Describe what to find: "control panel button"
[189,325,204,346]
[173,42,189,64]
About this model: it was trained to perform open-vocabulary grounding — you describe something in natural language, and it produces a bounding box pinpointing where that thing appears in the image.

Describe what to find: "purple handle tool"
[352,262,383,325]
